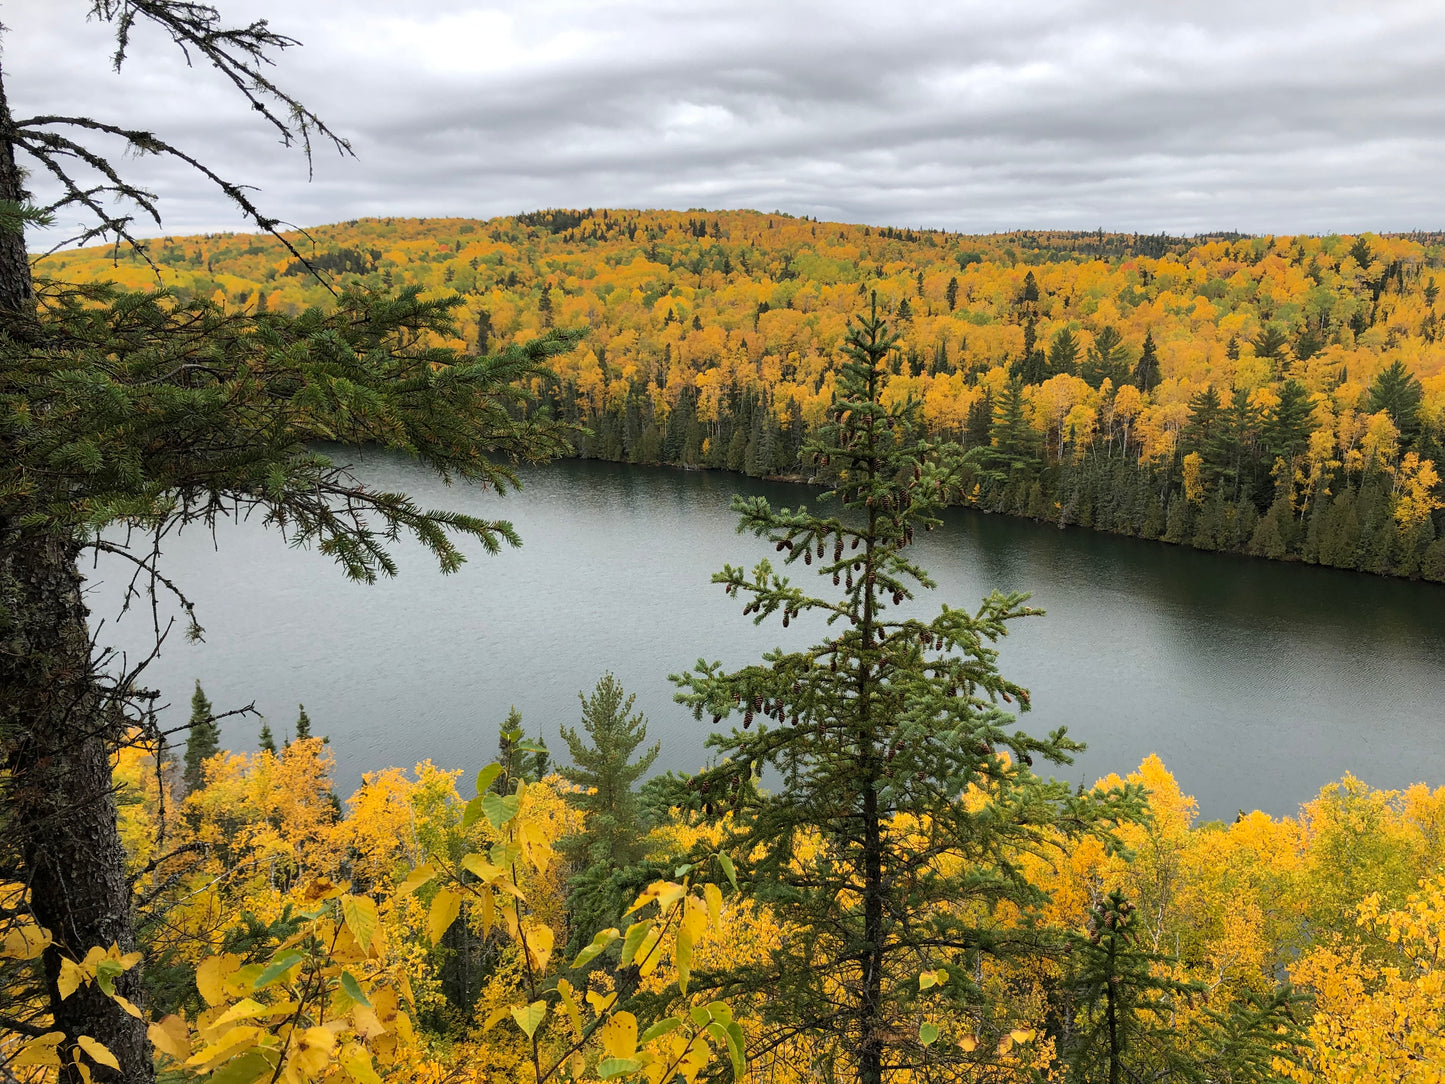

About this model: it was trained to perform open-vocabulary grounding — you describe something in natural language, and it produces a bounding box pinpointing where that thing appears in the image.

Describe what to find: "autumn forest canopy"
[46,211,1445,580]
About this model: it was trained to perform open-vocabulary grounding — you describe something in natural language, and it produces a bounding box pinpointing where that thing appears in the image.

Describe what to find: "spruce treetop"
[667,297,1139,1082]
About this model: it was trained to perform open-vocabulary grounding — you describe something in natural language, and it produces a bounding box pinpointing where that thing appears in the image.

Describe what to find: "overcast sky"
[8,0,1445,241]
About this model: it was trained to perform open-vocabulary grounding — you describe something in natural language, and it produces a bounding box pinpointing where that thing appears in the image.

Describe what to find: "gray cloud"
[9,0,1445,240]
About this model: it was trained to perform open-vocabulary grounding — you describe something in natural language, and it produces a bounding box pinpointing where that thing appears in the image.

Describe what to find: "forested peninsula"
[47,210,1445,581]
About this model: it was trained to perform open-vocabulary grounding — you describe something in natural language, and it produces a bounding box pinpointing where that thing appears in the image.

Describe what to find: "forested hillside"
[44,211,1445,580]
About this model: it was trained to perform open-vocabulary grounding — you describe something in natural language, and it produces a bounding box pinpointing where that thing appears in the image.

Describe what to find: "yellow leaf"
[117,950,142,970]
[675,927,695,995]
[587,988,616,1016]
[479,884,495,936]
[1,921,51,960]
[149,1015,191,1062]
[12,1032,64,1069]
[341,1043,382,1084]
[58,956,86,999]
[960,1035,978,1052]
[557,978,583,1038]
[704,883,723,930]
[341,894,380,956]
[636,927,663,976]
[460,853,506,882]
[997,1036,1014,1056]
[196,954,238,1007]
[76,1036,120,1071]
[624,884,684,919]
[601,1010,639,1061]
[114,994,143,1019]
[511,1000,547,1039]
[1010,1028,1036,1044]
[396,863,435,898]
[427,887,462,945]
[212,998,278,1029]
[482,1006,512,1033]
[919,971,937,991]
[523,923,554,973]
[292,1026,336,1076]
[519,818,554,871]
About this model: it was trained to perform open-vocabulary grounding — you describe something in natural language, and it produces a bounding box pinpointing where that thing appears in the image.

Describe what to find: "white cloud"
[9,0,1445,240]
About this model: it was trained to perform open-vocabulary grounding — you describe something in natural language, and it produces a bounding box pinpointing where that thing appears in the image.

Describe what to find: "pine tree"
[294,704,312,741]
[258,722,277,755]
[181,681,220,795]
[945,275,959,312]
[669,298,1134,1083]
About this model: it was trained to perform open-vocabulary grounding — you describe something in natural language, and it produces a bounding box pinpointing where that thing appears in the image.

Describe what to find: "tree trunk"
[0,56,154,1084]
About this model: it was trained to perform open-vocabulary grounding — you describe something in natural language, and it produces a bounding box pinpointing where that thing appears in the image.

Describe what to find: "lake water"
[91,456,1445,822]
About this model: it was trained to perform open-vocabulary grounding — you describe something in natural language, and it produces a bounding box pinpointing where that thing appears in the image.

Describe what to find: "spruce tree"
[560,673,659,866]
[670,299,1134,1083]
[294,703,312,741]
[495,707,550,793]
[1132,330,1161,392]
[258,722,277,755]
[1368,358,1424,438]
[181,680,220,795]
[558,673,661,950]
[0,7,576,1074]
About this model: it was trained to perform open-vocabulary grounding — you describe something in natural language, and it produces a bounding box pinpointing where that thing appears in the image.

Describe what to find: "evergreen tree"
[669,299,1133,1084]
[945,275,959,311]
[181,681,220,795]
[559,673,659,867]
[258,722,277,755]
[1132,330,1160,392]
[1263,379,1316,462]
[1081,326,1131,388]
[294,703,312,741]
[558,674,661,949]
[1061,890,1307,1084]
[978,376,1042,487]
[1368,358,1424,438]
[495,707,550,793]
[1047,326,1081,376]
[0,7,577,1073]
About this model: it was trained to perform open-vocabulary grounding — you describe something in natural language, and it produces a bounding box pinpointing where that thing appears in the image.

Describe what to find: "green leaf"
[461,795,485,828]
[207,1049,276,1084]
[339,970,371,1008]
[570,928,620,969]
[510,1000,547,1039]
[639,1017,683,1044]
[919,1022,939,1047]
[475,764,503,794]
[724,1021,747,1079]
[515,739,546,752]
[620,920,652,967]
[252,951,303,991]
[716,852,738,892]
[482,792,520,829]
[598,1058,643,1080]
[95,959,123,997]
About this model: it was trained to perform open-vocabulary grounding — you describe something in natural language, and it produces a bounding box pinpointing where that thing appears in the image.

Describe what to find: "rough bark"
[0,53,155,1084]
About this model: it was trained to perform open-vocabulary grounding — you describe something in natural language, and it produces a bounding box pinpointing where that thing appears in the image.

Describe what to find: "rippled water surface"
[93,456,1445,821]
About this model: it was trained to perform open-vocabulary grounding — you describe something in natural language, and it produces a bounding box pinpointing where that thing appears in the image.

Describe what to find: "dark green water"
[94,457,1445,821]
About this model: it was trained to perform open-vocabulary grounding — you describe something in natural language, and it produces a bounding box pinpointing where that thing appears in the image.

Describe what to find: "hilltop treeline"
[45,210,1445,580]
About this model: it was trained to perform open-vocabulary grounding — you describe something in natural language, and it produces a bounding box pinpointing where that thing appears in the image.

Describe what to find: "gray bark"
[0,51,155,1084]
